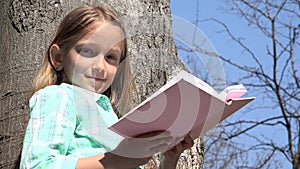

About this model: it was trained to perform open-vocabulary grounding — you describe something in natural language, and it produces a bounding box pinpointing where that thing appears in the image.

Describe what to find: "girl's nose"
[93,55,106,73]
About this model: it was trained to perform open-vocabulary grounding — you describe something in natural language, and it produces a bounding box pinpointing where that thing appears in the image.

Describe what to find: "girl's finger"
[182,134,194,149]
[149,143,170,154]
[137,131,172,141]
[149,131,173,141]
[165,136,182,150]
[173,142,184,153]
[148,136,173,147]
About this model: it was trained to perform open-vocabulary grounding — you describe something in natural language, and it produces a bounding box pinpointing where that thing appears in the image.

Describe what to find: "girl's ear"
[49,44,63,71]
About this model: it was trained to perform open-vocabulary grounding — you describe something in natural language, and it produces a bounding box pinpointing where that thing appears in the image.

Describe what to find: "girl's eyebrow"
[75,41,98,47]
[108,45,123,58]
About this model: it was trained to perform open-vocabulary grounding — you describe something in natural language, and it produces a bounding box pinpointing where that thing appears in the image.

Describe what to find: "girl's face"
[62,23,124,94]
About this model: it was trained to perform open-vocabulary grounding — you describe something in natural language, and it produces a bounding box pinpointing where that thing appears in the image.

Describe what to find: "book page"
[178,71,218,97]
[145,70,218,103]
[218,84,247,102]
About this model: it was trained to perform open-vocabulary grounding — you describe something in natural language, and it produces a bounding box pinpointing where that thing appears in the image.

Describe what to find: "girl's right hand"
[111,130,174,158]
[78,131,175,169]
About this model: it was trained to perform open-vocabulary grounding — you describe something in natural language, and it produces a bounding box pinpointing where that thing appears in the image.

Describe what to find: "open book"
[109,70,255,139]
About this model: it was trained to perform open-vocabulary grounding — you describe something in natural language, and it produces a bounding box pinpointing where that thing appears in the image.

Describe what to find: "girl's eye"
[80,48,96,57]
[106,55,120,65]
[107,55,116,60]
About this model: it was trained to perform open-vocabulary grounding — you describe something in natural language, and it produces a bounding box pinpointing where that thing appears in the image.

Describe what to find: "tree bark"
[0,0,204,168]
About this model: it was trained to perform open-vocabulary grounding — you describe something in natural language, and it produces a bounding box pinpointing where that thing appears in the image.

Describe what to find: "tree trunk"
[0,0,204,168]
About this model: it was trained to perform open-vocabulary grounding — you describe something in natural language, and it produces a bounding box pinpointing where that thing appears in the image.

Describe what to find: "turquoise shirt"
[20,83,134,168]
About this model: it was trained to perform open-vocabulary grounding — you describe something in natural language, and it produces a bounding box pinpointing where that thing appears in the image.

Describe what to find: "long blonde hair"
[32,5,133,116]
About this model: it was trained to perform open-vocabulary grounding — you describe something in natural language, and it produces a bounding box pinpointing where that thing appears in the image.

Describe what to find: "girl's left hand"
[159,133,194,168]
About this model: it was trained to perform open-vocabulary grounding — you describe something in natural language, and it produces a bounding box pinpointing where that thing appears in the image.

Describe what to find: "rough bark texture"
[0,0,204,168]
[1,0,64,168]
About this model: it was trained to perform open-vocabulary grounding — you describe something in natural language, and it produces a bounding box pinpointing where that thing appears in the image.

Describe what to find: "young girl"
[20,4,193,169]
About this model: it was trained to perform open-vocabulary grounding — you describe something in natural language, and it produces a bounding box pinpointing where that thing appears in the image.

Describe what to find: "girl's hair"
[32,4,133,115]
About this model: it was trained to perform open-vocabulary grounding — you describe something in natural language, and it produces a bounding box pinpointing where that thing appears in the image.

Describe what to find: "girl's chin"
[86,85,106,94]
[71,82,107,94]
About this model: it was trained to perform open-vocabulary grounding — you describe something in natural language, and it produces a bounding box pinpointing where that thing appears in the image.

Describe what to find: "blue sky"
[170,0,270,81]
[170,0,293,168]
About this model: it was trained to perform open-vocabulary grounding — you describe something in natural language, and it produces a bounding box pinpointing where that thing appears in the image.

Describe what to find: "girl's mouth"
[86,75,106,82]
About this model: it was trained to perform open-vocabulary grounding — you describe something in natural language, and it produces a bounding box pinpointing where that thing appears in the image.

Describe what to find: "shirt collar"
[60,83,111,106]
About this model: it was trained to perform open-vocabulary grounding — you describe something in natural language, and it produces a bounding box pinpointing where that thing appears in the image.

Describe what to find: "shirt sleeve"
[20,86,78,169]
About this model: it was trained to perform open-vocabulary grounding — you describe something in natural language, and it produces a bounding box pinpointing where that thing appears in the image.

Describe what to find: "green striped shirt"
[20,83,134,168]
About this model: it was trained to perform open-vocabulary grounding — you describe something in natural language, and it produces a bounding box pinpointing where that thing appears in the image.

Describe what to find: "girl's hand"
[104,131,174,168]
[78,131,174,169]
[111,130,174,158]
[159,133,194,169]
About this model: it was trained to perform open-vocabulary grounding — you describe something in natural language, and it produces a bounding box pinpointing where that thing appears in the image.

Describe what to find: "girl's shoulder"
[29,83,76,106]
[29,83,97,105]
[31,83,72,98]
[28,84,79,123]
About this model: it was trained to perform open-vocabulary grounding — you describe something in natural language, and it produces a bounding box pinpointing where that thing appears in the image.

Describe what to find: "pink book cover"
[109,71,255,139]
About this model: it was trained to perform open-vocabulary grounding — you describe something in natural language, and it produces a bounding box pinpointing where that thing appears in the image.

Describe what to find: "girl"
[20,4,193,169]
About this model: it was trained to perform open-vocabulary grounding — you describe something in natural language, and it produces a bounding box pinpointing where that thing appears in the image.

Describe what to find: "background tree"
[176,0,299,168]
[0,0,204,168]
